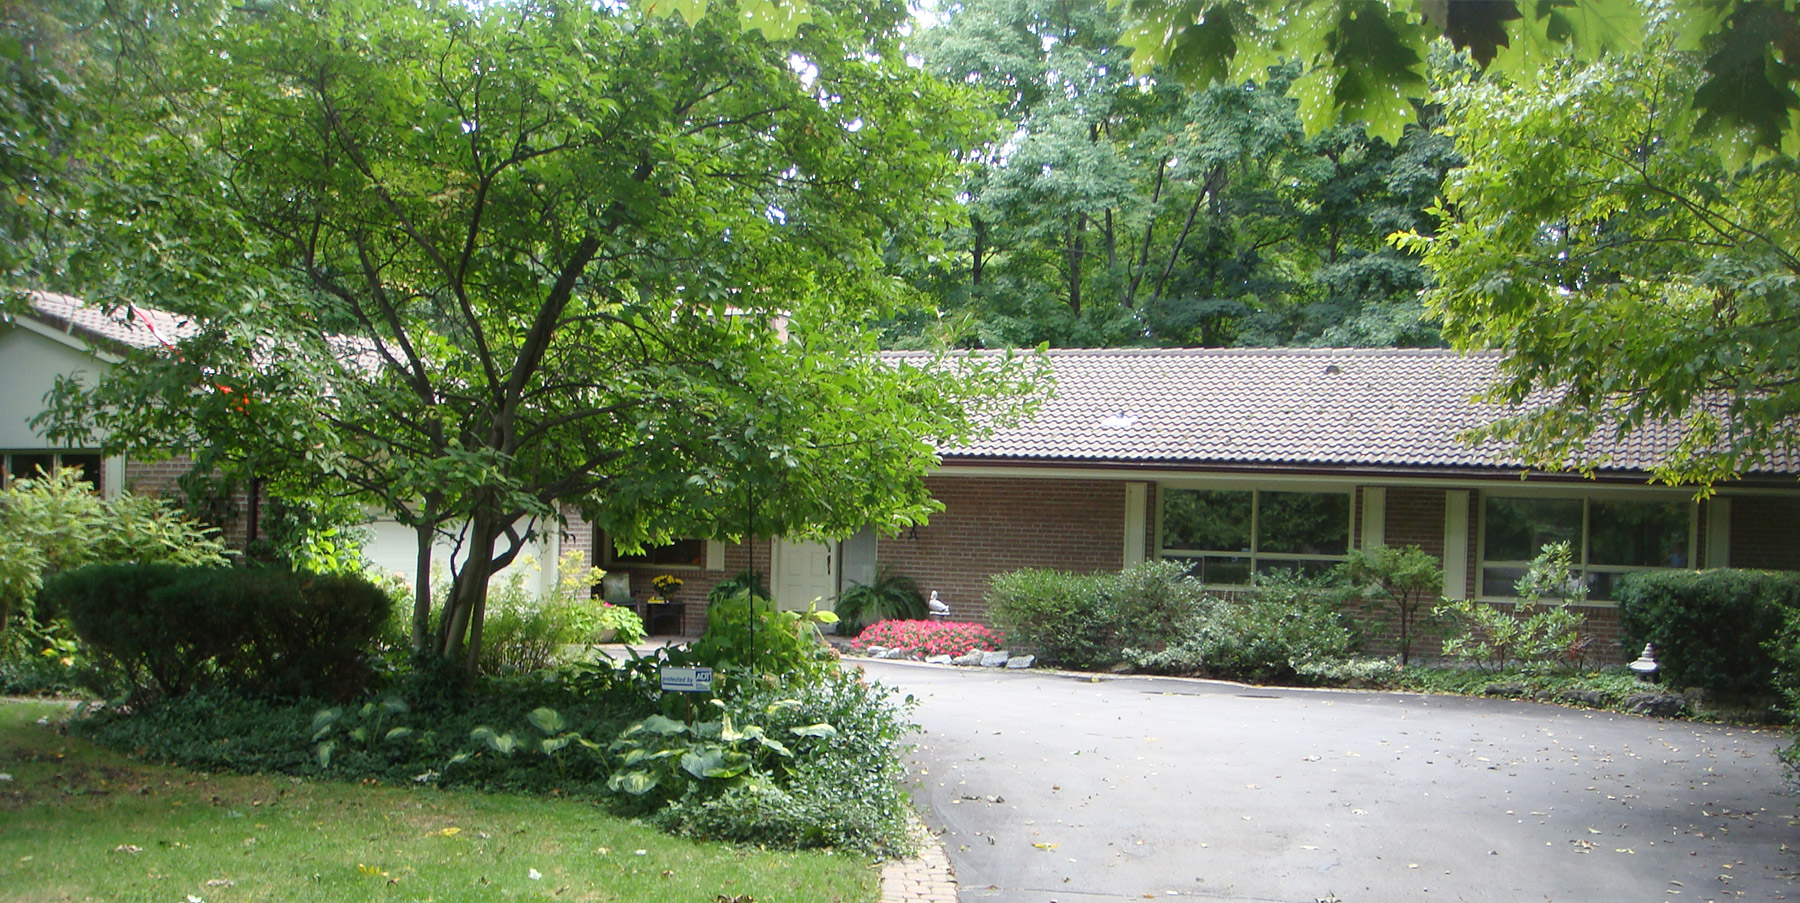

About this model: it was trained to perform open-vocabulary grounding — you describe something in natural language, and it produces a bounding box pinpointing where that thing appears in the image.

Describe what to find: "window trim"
[1155,483,1357,586]
[1476,489,1699,606]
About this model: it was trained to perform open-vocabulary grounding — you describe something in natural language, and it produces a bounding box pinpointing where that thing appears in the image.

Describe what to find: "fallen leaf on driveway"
[1032,842,1057,850]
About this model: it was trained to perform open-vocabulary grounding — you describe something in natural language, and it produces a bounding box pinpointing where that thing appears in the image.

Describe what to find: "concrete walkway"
[859,658,1800,903]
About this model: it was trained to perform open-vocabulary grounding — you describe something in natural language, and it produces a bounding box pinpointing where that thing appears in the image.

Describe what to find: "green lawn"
[0,701,876,902]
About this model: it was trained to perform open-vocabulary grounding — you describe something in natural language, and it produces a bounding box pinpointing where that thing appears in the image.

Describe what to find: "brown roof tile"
[19,290,201,351]
[906,347,1790,476]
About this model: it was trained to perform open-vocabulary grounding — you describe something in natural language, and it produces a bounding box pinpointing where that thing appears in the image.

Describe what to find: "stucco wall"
[0,326,107,449]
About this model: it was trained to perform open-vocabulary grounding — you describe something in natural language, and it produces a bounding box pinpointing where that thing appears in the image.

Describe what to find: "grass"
[0,700,877,903]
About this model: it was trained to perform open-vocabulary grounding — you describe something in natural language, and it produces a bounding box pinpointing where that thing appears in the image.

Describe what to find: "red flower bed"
[852,619,1004,658]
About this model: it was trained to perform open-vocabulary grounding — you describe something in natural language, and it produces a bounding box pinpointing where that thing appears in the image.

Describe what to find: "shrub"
[851,619,1003,658]
[0,619,95,695]
[707,570,770,606]
[471,554,648,673]
[201,568,391,699]
[1291,656,1401,687]
[477,595,574,675]
[248,491,371,575]
[1338,544,1442,665]
[1106,559,1208,654]
[687,589,838,685]
[1617,569,1800,697]
[1439,542,1586,671]
[51,563,391,700]
[566,601,647,645]
[987,568,1116,669]
[834,568,926,637]
[1131,576,1360,681]
[544,549,645,645]
[0,467,228,628]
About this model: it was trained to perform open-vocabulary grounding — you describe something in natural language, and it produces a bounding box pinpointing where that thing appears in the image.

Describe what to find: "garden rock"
[879,648,908,660]
[865,646,888,657]
[925,654,954,665]
[1557,689,1609,708]
[1624,692,1687,718]
[953,651,985,666]
[1482,683,1528,698]
[1005,655,1035,670]
[980,651,1010,668]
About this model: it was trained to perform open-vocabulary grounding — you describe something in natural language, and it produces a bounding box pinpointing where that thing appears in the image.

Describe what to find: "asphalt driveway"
[857,659,1800,903]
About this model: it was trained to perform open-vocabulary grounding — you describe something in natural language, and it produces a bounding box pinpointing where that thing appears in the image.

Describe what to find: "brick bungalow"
[12,294,1800,658]
[605,349,1800,660]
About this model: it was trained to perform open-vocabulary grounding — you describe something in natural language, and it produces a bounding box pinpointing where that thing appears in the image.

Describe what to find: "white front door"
[772,537,838,613]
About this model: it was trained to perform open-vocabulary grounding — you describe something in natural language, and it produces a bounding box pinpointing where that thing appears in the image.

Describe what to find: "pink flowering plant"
[852,619,1003,658]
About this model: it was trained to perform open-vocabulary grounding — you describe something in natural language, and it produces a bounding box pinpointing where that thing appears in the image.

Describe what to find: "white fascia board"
[7,314,126,364]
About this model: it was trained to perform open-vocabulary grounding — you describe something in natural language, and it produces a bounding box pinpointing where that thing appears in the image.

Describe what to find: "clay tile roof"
[899,347,1795,476]
[17,290,201,352]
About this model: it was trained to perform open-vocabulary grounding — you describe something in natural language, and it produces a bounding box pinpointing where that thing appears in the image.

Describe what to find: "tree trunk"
[411,521,434,652]
[438,507,503,679]
[971,214,986,287]
[1124,157,1169,309]
[1066,215,1086,315]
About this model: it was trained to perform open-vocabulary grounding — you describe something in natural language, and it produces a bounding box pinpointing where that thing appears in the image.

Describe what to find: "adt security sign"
[659,667,714,693]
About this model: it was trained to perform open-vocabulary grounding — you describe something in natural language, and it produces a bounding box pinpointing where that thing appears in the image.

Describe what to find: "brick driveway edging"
[881,812,958,903]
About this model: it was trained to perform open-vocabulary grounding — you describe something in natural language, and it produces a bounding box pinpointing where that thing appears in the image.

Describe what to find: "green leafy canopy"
[40,0,1042,676]
[1115,0,1798,155]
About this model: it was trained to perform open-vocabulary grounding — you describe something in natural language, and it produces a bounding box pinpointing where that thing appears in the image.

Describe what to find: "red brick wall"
[875,475,1128,626]
[1730,496,1800,570]
[122,454,256,548]
[1383,486,1447,559]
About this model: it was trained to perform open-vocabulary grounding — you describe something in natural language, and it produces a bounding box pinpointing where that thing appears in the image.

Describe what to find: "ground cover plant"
[69,587,920,858]
[0,700,875,902]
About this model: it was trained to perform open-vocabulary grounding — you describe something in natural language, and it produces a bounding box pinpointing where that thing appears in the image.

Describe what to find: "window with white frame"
[1480,495,1693,601]
[1,451,102,490]
[1158,487,1353,584]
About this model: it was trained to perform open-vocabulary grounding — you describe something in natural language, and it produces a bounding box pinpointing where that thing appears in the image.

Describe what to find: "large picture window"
[1481,496,1691,601]
[1159,488,1352,584]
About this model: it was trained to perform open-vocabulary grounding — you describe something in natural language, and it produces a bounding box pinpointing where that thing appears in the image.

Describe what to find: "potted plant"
[650,574,683,603]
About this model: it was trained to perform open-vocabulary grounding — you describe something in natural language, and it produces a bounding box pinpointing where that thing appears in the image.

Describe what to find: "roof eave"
[936,454,1800,488]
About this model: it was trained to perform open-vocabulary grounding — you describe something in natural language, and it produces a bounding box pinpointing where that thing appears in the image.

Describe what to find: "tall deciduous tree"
[43,0,1038,677]
[1396,38,1800,485]
[898,0,1454,348]
[1116,0,1798,160]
